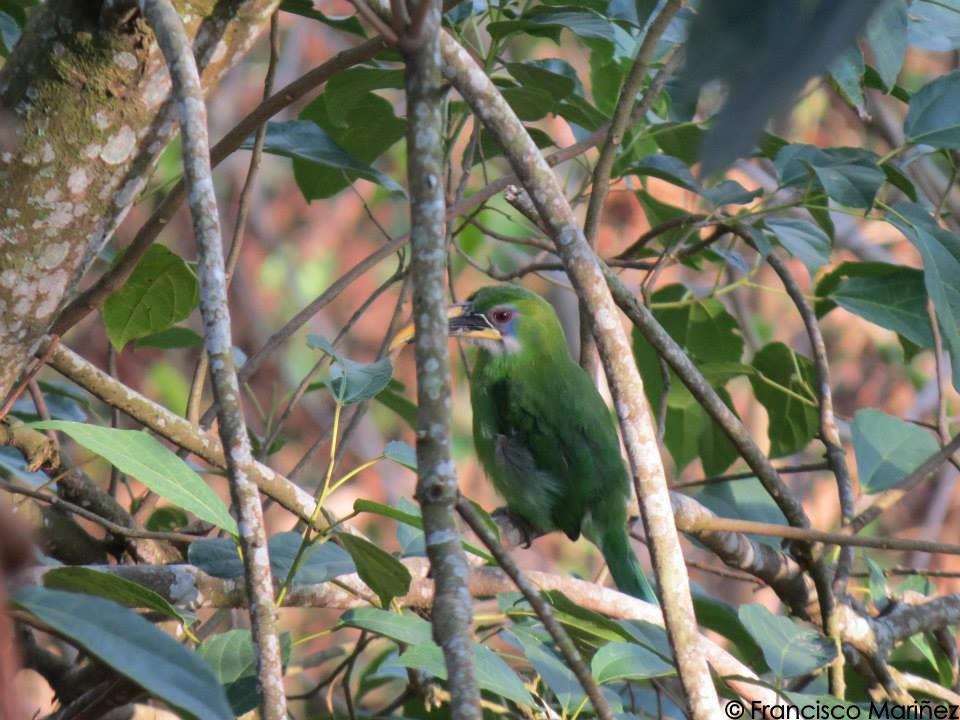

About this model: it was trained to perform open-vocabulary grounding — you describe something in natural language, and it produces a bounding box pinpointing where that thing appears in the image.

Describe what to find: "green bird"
[394,285,656,603]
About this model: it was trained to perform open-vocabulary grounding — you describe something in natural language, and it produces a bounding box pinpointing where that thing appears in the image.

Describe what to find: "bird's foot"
[491,507,537,549]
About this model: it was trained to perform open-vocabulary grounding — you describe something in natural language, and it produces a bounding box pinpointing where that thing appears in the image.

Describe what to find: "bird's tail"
[599,525,658,605]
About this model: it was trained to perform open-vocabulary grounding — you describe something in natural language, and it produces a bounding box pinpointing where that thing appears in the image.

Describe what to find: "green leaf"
[748,343,819,458]
[102,244,199,351]
[306,334,395,404]
[698,385,741,476]
[279,0,365,35]
[500,84,556,121]
[631,285,744,473]
[188,537,243,578]
[31,421,237,534]
[765,218,832,276]
[146,506,189,532]
[335,532,411,607]
[43,567,188,625]
[268,532,356,585]
[322,67,405,126]
[904,70,960,148]
[824,265,933,347]
[591,641,675,683]
[506,59,580,100]
[908,0,960,51]
[255,121,402,199]
[851,409,940,493]
[338,607,432,645]
[738,603,837,679]
[383,440,416,470]
[888,202,960,389]
[297,90,405,200]
[774,144,884,209]
[504,627,585,713]
[536,590,636,646]
[829,44,865,113]
[393,642,534,706]
[197,629,292,716]
[629,154,702,194]
[14,587,232,720]
[352,499,496,566]
[134,326,204,350]
[865,0,907,90]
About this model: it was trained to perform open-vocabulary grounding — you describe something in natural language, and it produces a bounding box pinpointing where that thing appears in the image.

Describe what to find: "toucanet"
[392,285,656,603]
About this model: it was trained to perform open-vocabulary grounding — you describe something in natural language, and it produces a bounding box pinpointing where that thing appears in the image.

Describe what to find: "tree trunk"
[0,0,278,397]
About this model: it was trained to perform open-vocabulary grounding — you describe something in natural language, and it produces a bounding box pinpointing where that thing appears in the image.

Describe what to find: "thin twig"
[0,480,200,543]
[457,499,614,720]
[138,3,285,717]
[186,11,281,425]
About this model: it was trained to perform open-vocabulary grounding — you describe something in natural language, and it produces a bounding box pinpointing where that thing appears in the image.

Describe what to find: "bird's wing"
[482,377,586,540]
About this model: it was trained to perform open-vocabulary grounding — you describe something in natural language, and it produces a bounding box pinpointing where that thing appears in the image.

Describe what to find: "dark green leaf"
[43,567,187,625]
[628,154,701,194]
[829,267,932,347]
[904,70,960,148]
[31,421,236,534]
[652,122,704,165]
[591,641,675,683]
[254,121,402,199]
[555,92,609,132]
[851,409,940,493]
[146,506,188,532]
[866,0,907,90]
[269,532,356,585]
[197,629,292,716]
[748,343,819,458]
[14,587,232,720]
[500,85,555,121]
[505,59,580,99]
[738,603,837,678]
[504,627,585,713]
[336,532,411,607]
[477,126,555,166]
[775,144,884,209]
[880,162,917,201]
[188,538,243,578]
[279,0,365,34]
[698,385,741,476]
[393,642,534,706]
[102,244,199,351]
[134,326,204,349]
[338,607,432,645]
[829,44,865,113]
[317,67,405,126]
[296,90,405,200]
[765,218,832,275]
[888,202,960,388]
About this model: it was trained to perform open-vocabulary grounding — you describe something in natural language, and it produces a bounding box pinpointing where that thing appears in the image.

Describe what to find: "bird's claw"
[492,507,536,549]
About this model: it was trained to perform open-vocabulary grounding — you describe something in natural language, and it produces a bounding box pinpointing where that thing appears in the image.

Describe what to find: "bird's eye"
[491,308,514,325]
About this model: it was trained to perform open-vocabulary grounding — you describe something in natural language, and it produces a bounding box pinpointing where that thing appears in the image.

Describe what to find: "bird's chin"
[466,337,518,355]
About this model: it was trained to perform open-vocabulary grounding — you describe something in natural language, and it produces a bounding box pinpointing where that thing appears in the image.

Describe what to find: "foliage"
[6,0,960,718]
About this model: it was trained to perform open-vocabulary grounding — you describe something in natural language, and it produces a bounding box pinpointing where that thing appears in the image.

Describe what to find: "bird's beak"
[388,303,502,352]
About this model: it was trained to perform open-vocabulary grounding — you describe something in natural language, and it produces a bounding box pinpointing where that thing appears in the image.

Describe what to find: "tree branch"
[137,3,284,716]
[426,21,721,718]
[402,2,480,716]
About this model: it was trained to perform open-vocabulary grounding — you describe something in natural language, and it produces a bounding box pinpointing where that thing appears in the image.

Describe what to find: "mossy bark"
[0,0,278,397]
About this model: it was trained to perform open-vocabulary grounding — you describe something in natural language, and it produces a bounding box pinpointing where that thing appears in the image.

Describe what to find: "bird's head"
[390,285,568,359]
